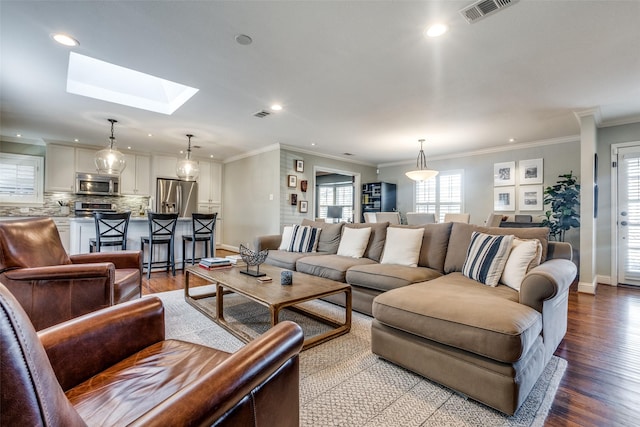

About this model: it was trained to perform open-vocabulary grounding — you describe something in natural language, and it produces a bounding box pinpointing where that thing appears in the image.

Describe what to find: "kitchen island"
[69,216,217,267]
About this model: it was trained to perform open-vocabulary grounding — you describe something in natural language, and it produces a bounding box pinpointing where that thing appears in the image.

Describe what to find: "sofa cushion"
[337,227,371,258]
[462,232,514,286]
[380,227,424,267]
[372,273,542,363]
[301,219,344,254]
[500,238,543,291]
[344,222,389,262]
[296,254,376,282]
[444,223,550,273]
[278,225,320,252]
[418,222,452,273]
[346,263,442,293]
[266,250,316,271]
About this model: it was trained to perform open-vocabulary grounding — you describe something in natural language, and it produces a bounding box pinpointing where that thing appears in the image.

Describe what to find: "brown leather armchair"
[0,217,142,330]
[0,282,304,426]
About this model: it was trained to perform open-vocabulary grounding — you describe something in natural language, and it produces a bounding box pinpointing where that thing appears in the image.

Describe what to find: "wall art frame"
[290,193,297,206]
[299,200,308,213]
[288,175,297,188]
[295,159,304,173]
[494,186,515,211]
[519,158,544,185]
[518,185,543,211]
[494,161,516,186]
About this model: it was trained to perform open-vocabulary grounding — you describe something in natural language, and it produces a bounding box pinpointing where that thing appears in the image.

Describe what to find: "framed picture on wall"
[290,193,297,206]
[295,159,304,173]
[494,161,516,186]
[288,175,297,188]
[518,185,543,211]
[494,187,515,211]
[299,200,308,213]
[519,158,543,184]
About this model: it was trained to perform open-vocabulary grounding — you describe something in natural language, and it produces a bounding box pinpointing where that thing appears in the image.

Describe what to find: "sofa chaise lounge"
[256,219,577,414]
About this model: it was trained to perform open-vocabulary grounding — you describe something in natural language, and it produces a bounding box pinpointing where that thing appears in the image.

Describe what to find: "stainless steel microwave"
[75,172,120,196]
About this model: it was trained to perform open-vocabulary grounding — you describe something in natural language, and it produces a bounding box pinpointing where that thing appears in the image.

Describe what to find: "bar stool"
[182,213,217,269]
[141,212,178,279]
[89,211,131,252]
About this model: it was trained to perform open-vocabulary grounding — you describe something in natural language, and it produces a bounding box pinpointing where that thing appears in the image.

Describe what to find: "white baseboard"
[577,279,597,294]
[597,275,612,285]
[220,243,240,252]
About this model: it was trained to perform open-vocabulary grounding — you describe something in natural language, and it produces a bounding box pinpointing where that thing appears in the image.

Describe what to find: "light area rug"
[154,287,566,427]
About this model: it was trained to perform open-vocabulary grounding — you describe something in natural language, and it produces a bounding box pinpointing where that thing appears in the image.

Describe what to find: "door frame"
[312,166,361,223]
[610,141,640,286]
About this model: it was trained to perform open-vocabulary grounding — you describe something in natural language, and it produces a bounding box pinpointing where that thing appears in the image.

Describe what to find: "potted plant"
[541,172,580,241]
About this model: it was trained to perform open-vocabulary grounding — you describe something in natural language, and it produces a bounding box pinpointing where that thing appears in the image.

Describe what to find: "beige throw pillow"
[337,227,372,258]
[501,238,543,291]
[380,227,425,267]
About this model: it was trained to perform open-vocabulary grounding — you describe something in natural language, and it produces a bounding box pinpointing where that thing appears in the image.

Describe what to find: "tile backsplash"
[0,192,151,217]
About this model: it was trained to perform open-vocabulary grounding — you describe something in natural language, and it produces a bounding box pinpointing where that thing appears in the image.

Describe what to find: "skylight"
[66,52,199,115]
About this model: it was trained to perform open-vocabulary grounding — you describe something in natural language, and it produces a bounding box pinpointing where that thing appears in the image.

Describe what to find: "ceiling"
[1,1,639,166]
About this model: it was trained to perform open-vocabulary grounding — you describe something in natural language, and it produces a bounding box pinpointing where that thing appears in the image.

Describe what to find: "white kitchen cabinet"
[197,160,222,204]
[196,203,222,245]
[153,155,178,179]
[121,154,151,196]
[45,144,76,192]
[75,147,98,173]
[52,218,70,253]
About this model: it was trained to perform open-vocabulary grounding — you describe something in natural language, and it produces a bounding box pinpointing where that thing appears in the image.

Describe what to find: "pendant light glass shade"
[176,134,199,181]
[405,139,438,181]
[95,119,126,174]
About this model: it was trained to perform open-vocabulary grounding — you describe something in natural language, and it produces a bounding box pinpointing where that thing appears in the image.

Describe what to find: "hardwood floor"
[142,264,640,426]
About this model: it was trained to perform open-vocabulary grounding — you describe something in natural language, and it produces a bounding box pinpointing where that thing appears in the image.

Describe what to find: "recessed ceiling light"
[66,52,199,115]
[235,34,253,45]
[127,146,132,150]
[271,104,283,111]
[210,154,214,158]
[425,24,448,38]
[16,134,21,137]
[74,138,79,142]
[148,133,153,137]
[509,138,517,143]
[52,33,79,47]
[311,143,316,146]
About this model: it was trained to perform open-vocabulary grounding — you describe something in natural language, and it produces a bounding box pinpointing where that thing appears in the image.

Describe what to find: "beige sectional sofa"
[255,219,577,415]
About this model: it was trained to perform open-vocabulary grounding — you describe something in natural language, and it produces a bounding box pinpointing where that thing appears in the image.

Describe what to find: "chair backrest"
[0,282,85,425]
[191,213,217,238]
[485,213,503,227]
[515,214,533,223]
[443,213,471,223]
[375,212,401,225]
[0,218,70,273]
[94,211,131,247]
[406,212,436,225]
[363,213,377,223]
[147,212,179,240]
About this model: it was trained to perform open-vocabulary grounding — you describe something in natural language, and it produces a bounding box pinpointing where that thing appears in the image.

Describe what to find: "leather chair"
[0,217,141,330]
[0,282,304,426]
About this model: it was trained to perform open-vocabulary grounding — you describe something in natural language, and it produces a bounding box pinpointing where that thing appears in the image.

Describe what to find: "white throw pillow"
[337,227,372,258]
[278,226,295,250]
[501,238,543,291]
[462,232,514,287]
[380,227,424,267]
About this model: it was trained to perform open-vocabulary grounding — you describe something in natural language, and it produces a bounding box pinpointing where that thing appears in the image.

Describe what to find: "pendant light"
[94,119,126,174]
[405,139,438,181]
[176,134,199,181]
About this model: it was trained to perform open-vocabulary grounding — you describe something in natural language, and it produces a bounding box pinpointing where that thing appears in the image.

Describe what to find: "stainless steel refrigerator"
[156,178,198,217]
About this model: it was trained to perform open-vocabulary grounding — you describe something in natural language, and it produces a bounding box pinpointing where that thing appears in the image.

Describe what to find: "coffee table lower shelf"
[184,266,352,351]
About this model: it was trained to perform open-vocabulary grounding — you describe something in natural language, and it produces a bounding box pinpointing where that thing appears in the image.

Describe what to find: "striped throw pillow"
[279,225,321,253]
[462,232,514,286]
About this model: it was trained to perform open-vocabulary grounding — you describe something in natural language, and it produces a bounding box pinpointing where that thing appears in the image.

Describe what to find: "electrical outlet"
[20,207,29,213]
[269,194,274,200]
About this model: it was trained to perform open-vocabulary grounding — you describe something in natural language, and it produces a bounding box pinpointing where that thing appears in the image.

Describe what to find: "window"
[318,183,353,222]
[415,170,463,222]
[0,153,44,204]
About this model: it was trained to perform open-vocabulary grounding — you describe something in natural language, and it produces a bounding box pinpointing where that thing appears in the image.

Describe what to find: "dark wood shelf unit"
[361,182,396,222]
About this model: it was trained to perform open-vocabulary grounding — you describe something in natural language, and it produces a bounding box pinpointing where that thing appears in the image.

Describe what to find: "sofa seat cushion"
[346,263,442,293]
[266,249,323,270]
[113,268,141,303]
[372,273,542,363]
[296,254,376,282]
[67,339,230,426]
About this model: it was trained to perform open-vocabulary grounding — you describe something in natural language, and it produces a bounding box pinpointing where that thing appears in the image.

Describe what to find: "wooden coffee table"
[184,264,352,350]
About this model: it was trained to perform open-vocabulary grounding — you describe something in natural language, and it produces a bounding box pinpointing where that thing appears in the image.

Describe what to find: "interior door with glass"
[617,146,640,286]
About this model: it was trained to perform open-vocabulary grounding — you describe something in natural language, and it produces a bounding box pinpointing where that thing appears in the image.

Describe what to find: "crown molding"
[279,144,376,167]
[0,135,45,145]
[222,143,280,164]
[599,115,640,128]
[574,107,602,126]
[377,135,580,168]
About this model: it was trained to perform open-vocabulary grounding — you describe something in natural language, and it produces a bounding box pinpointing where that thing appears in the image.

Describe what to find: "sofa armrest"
[70,250,142,270]
[129,321,304,427]
[39,296,165,391]
[3,263,114,280]
[254,234,282,251]
[546,241,573,261]
[519,258,577,312]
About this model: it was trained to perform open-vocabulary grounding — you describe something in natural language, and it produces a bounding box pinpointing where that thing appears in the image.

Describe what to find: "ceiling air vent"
[253,110,271,118]
[460,0,518,23]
